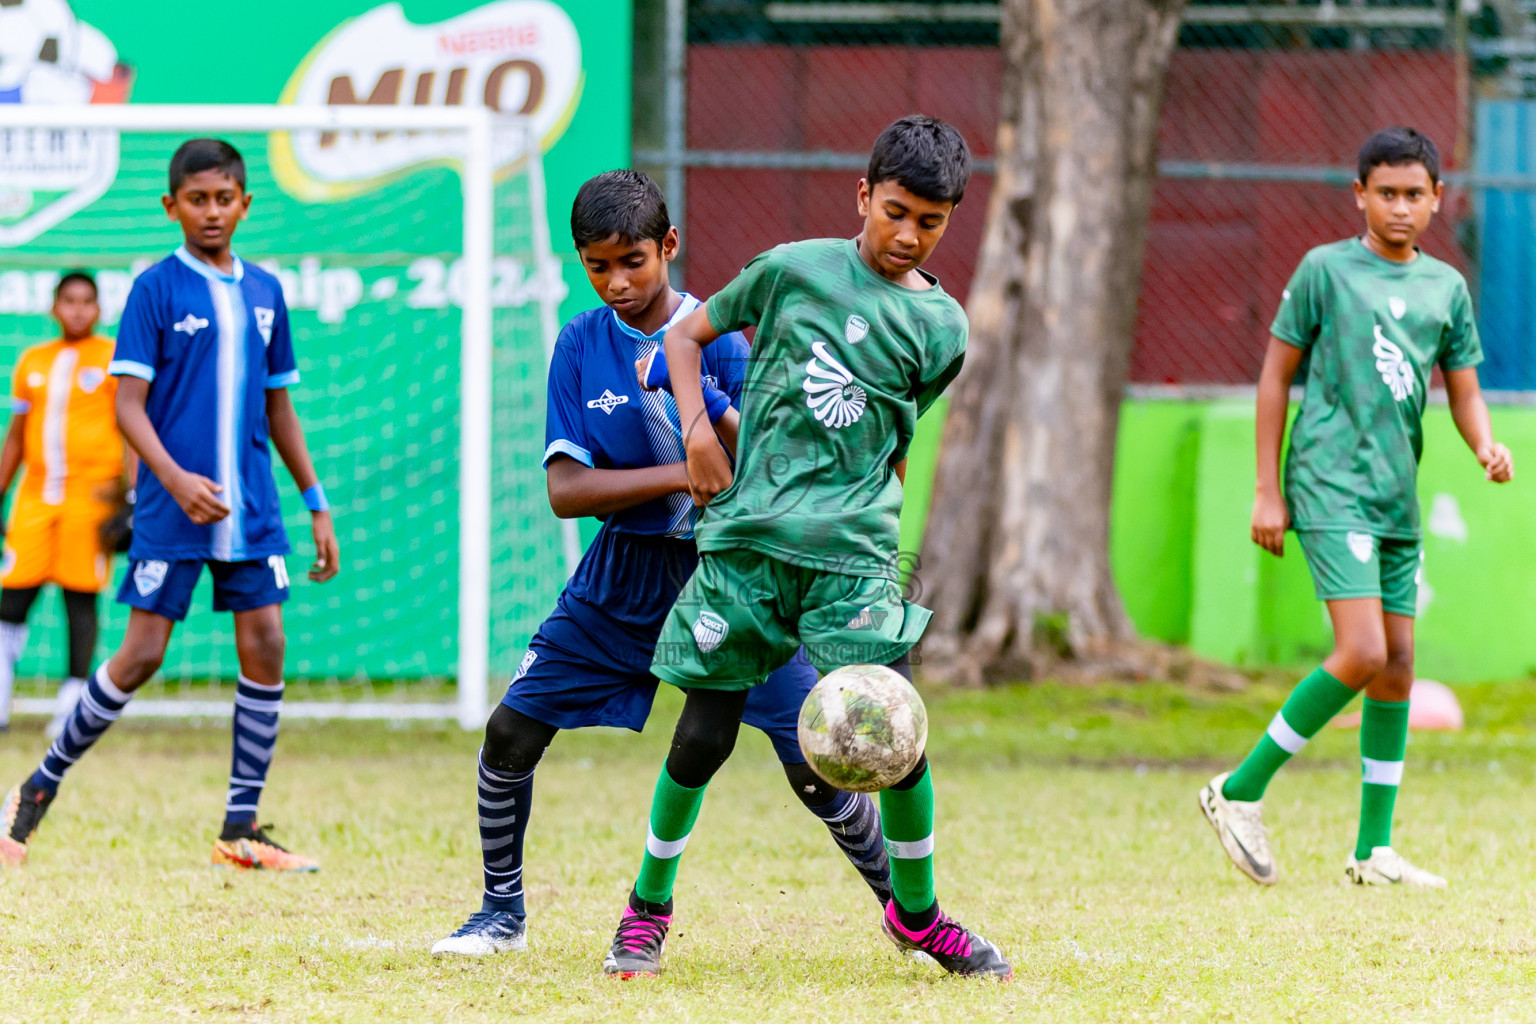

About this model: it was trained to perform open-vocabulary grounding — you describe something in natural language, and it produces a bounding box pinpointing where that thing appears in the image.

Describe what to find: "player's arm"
[546,457,690,519]
[1252,336,1305,556]
[894,459,906,485]
[0,411,24,499]
[115,376,230,526]
[266,388,339,582]
[665,305,734,506]
[1445,367,1513,483]
[634,347,740,457]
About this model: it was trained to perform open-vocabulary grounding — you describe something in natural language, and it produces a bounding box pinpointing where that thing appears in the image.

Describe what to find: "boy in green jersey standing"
[1200,127,1513,889]
[602,116,1011,980]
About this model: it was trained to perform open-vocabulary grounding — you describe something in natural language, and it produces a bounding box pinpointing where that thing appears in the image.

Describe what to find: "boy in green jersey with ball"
[1199,127,1513,889]
[602,116,1011,981]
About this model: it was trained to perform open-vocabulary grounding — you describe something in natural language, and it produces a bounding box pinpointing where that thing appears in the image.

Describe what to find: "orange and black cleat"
[211,823,319,872]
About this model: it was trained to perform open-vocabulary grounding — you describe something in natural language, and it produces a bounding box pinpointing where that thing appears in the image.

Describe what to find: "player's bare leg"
[2,610,173,867]
[211,605,316,872]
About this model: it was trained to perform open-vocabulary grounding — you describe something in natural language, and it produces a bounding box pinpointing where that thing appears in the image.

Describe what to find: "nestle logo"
[437,24,541,55]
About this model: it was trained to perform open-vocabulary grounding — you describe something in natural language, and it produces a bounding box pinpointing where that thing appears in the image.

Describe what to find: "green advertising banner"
[0,0,632,686]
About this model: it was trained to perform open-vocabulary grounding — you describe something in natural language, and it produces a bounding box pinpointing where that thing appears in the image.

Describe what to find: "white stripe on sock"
[1362,757,1404,786]
[93,663,131,705]
[646,827,690,860]
[884,834,934,859]
[1266,710,1309,754]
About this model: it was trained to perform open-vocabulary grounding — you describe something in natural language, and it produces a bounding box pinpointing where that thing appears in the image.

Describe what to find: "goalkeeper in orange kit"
[0,272,135,737]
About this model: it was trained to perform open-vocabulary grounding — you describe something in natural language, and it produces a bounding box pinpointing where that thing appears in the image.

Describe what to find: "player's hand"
[636,349,670,393]
[169,471,231,525]
[1250,491,1289,556]
[1478,442,1513,483]
[309,510,340,582]
[684,431,734,506]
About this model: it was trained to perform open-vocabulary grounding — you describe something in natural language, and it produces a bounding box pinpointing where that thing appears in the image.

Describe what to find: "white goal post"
[0,104,579,730]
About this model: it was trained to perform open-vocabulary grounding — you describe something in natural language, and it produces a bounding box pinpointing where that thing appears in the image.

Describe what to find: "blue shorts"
[117,556,291,622]
[502,598,816,763]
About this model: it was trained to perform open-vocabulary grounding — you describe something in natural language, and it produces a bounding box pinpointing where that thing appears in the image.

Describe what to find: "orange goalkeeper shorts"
[1,489,115,593]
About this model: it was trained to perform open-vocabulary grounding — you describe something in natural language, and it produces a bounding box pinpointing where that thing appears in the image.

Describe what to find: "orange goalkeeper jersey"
[10,336,123,504]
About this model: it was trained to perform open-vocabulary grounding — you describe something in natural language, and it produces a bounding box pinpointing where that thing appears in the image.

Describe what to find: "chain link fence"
[638,0,1536,391]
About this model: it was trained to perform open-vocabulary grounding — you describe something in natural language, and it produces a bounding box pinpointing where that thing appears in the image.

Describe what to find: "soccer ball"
[797,664,928,793]
[0,0,116,103]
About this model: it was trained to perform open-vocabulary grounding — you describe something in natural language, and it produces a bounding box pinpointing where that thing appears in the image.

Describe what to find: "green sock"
[1356,697,1409,860]
[879,767,936,915]
[633,765,708,904]
[1222,667,1357,802]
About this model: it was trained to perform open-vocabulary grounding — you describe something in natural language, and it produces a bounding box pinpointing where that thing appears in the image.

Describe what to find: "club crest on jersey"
[701,374,720,391]
[1388,296,1407,320]
[173,314,210,336]
[255,307,275,345]
[512,649,537,683]
[692,611,729,653]
[586,389,629,415]
[803,341,867,429]
[134,560,169,596]
[845,314,870,344]
[77,368,106,394]
[1372,327,1414,403]
[1347,532,1376,564]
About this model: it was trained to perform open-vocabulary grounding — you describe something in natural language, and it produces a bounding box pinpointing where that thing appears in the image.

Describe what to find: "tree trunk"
[919,0,1188,686]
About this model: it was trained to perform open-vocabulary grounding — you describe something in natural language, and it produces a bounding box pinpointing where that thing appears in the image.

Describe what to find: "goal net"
[0,105,577,728]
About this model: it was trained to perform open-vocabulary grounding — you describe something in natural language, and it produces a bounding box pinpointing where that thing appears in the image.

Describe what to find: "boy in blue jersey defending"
[431,170,891,957]
[0,139,339,872]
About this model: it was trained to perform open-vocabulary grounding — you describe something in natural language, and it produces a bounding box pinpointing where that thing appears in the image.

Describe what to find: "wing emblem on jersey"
[803,341,868,429]
[1372,326,1414,403]
[173,314,210,336]
[586,389,629,415]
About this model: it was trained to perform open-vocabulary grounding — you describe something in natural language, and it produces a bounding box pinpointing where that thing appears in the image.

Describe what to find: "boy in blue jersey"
[0,139,339,873]
[431,170,891,957]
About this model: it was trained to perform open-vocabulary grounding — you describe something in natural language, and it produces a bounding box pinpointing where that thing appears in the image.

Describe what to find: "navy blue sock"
[478,750,535,917]
[225,677,283,826]
[807,789,893,905]
[30,663,131,796]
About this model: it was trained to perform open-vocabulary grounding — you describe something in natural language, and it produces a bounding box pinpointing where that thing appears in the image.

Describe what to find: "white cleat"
[1346,847,1447,889]
[1198,771,1278,885]
[430,909,528,957]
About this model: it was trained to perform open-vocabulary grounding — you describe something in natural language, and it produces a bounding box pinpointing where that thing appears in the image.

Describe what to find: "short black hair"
[1357,127,1441,185]
[168,138,246,195]
[54,271,96,300]
[570,170,671,249]
[867,115,972,206]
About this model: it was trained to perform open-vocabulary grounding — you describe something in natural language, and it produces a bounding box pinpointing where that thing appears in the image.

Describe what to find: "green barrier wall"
[901,398,1536,683]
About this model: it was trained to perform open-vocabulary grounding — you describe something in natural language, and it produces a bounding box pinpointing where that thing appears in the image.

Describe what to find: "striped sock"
[29,662,130,795]
[633,765,707,905]
[478,750,535,917]
[1356,697,1409,860]
[1222,667,1357,802]
[806,790,892,904]
[880,765,936,918]
[225,677,283,826]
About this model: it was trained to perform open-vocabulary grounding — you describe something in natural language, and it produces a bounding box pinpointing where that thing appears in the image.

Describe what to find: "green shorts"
[651,549,932,690]
[1294,530,1422,617]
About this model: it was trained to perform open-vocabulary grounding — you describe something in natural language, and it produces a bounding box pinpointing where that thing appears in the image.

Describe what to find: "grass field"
[3,678,1536,1023]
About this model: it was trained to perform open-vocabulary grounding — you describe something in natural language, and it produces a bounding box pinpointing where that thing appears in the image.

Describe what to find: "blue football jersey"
[110,247,300,562]
[543,293,748,538]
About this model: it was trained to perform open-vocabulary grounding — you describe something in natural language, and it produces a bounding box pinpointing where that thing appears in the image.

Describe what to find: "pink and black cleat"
[603,896,672,979]
[881,900,1013,980]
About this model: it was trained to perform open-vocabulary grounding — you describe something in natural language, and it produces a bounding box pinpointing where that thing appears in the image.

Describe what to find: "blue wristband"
[703,385,732,424]
[642,346,672,393]
[302,483,329,512]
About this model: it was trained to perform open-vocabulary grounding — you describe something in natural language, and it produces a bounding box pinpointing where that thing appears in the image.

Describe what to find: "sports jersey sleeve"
[706,247,784,335]
[10,353,32,414]
[1270,252,1323,350]
[542,324,592,468]
[1439,278,1483,372]
[913,313,967,420]
[109,276,161,382]
[711,331,751,408]
[264,292,300,389]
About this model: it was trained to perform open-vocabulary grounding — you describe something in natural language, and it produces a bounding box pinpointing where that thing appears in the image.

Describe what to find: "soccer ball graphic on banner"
[797,664,928,792]
[0,0,118,104]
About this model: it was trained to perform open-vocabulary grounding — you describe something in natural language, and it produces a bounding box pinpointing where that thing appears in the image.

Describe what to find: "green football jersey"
[1272,238,1482,539]
[700,237,967,579]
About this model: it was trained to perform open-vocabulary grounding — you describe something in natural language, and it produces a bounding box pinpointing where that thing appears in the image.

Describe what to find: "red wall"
[685,46,1462,384]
